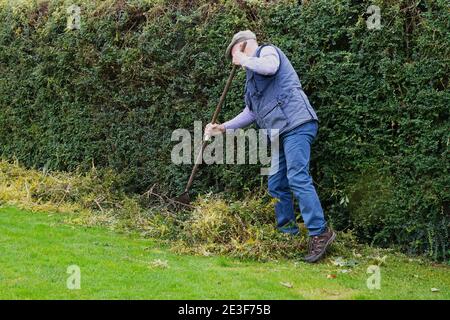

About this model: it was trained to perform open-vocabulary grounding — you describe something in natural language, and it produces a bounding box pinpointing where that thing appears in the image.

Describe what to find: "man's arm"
[205,46,277,136]
[205,106,256,137]
[238,46,280,76]
[222,106,256,129]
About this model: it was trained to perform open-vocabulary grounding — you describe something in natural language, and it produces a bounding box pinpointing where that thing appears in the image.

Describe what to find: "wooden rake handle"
[183,41,248,194]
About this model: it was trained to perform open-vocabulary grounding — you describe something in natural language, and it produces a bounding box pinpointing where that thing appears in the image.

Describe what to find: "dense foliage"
[0,0,448,259]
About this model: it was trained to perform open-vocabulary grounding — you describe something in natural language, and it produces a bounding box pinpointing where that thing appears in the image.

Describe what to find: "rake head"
[173,191,191,206]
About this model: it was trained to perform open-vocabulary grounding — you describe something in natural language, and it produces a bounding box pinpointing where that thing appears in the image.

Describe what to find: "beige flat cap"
[225,30,256,59]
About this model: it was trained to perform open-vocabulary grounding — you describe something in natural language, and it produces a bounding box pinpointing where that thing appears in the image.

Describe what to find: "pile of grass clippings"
[171,194,307,261]
[0,159,362,261]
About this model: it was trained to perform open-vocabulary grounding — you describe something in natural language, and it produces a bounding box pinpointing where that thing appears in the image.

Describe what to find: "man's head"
[225,30,258,59]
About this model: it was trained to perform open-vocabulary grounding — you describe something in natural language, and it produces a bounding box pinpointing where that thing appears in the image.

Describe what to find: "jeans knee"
[268,179,289,198]
[287,170,313,192]
[268,181,280,198]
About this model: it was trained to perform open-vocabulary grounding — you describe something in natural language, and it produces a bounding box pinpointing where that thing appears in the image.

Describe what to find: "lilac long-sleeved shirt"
[223,46,280,130]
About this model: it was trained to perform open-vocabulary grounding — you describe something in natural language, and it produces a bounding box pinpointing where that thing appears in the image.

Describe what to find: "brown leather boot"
[304,228,336,263]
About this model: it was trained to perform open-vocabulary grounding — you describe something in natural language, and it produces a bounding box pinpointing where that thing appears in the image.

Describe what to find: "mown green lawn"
[0,206,448,300]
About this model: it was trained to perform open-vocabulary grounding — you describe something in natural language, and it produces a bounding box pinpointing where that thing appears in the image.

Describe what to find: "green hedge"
[0,0,448,259]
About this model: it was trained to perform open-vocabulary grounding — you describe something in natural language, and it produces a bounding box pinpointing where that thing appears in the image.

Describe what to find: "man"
[205,30,335,263]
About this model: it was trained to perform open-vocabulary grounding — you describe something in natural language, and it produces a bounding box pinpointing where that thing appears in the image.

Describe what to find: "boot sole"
[304,231,336,263]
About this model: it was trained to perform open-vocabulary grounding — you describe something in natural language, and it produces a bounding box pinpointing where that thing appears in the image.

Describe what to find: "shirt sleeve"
[240,46,280,76]
[222,106,256,130]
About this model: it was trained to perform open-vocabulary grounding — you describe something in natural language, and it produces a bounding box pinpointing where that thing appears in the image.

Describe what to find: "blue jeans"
[268,121,327,236]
